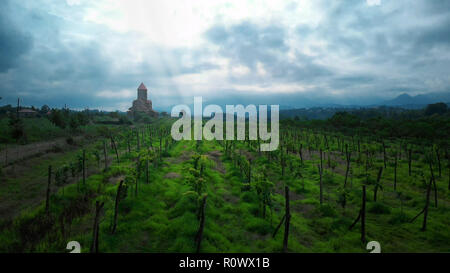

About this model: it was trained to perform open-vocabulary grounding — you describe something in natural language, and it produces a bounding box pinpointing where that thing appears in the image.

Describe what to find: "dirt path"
[206,150,226,174]
[0,139,125,222]
[0,136,84,167]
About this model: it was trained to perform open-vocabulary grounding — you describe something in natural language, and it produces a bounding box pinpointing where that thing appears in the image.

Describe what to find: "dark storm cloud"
[205,21,332,83]
[0,2,33,73]
[421,0,450,15]
[297,0,450,99]
[1,0,449,110]
[0,1,219,109]
[0,3,114,102]
[205,21,288,69]
[414,17,450,48]
[331,75,375,89]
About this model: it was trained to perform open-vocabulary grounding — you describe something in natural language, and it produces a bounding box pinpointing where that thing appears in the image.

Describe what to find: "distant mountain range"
[381,92,450,108]
[152,92,450,114]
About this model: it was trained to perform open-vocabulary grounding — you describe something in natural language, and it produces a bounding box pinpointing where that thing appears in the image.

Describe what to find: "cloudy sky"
[0,0,449,111]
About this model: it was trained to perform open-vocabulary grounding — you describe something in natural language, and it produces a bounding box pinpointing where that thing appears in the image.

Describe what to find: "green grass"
[0,121,449,253]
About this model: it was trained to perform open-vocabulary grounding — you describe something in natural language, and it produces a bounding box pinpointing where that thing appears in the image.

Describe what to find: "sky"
[0,0,449,111]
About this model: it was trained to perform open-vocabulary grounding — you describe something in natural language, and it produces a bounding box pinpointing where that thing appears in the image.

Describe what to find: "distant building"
[18,109,38,118]
[127,83,158,118]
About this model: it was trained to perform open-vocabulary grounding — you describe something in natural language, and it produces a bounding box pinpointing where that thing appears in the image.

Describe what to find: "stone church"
[127,83,158,118]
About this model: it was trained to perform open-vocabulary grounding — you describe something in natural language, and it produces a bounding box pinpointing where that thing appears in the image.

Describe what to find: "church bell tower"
[137,82,147,100]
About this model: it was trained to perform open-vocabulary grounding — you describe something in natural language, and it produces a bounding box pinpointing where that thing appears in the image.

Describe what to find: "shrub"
[241,191,257,203]
[317,204,337,217]
[388,212,409,224]
[245,218,271,235]
[368,202,391,214]
[66,136,75,145]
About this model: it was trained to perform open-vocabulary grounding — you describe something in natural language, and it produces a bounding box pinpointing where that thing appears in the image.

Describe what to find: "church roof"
[138,82,147,90]
[19,109,37,113]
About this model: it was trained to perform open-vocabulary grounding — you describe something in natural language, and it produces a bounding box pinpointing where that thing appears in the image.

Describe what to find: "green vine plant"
[253,170,274,219]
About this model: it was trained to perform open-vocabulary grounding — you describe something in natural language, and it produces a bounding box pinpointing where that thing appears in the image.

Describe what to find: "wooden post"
[45,165,52,215]
[436,148,442,178]
[195,196,207,253]
[4,143,7,166]
[283,186,290,253]
[422,177,432,231]
[137,130,140,152]
[319,149,323,171]
[159,135,162,157]
[90,201,105,253]
[82,150,86,186]
[146,157,149,184]
[299,143,303,165]
[374,167,383,202]
[135,155,140,197]
[361,185,366,243]
[318,164,323,205]
[410,175,433,231]
[408,149,412,176]
[102,141,107,171]
[344,144,351,187]
[394,151,398,191]
[446,150,449,190]
[16,97,20,119]
[111,180,124,234]
[248,159,251,185]
[110,136,119,163]
[429,162,437,208]
[272,214,286,238]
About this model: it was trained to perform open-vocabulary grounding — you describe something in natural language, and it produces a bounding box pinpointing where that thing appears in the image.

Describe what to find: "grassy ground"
[0,117,103,145]
[0,120,448,253]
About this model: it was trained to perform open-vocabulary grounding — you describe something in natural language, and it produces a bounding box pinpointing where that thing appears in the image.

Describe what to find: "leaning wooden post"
[111,180,124,234]
[272,214,286,238]
[429,161,437,208]
[373,167,383,202]
[90,201,105,253]
[110,136,119,163]
[422,177,432,231]
[45,165,52,215]
[103,140,108,170]
[283,186,291,253]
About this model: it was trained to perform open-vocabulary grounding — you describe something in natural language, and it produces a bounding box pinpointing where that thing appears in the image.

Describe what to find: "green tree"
[425,102,447,116]
[50,109,67,128]
[9,115,24,142]
[40,104,50,114]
